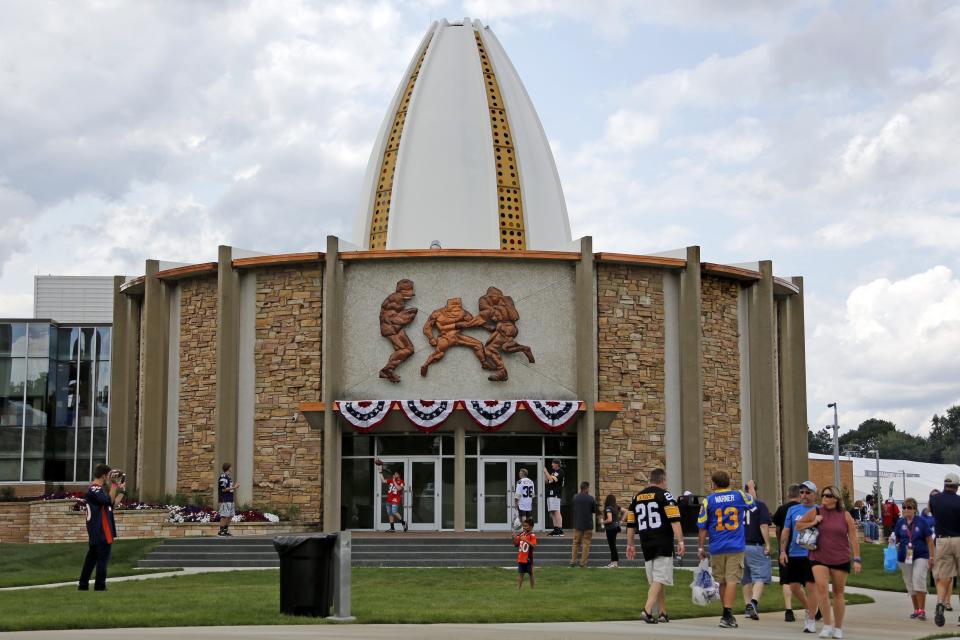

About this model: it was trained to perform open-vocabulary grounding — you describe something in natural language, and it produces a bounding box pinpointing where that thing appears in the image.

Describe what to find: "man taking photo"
[78,464,124,591]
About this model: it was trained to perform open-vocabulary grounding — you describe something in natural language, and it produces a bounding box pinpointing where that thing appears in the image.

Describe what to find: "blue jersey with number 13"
[697,489,757,554]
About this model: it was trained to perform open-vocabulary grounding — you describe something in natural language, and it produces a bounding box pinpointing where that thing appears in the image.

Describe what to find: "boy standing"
[376,458,408,532]
[515,468,535,525]
[218,462,238,537]
[514,518,537,589]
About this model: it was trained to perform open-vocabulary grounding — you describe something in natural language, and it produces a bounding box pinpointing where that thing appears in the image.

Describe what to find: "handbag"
[795,507,819,551]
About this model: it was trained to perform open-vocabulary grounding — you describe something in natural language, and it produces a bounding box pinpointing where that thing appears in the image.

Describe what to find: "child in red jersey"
[514,518,537,589]
[375,458,408,532]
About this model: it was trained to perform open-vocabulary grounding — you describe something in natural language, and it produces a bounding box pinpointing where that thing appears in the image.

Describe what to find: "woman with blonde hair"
[892,497,935,620]
[796,485,862,639]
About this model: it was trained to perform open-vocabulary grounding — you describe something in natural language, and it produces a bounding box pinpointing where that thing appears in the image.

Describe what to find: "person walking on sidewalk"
[570,481,596,567]
[930,473,960,627]
[601,493,624,568]
[773,483,806,621]
[892,497,934,621]
[741,482,773,621]
[698,471,757,629]
[627,468,684,624]
[544,459,565,536]
[780,480,821,633]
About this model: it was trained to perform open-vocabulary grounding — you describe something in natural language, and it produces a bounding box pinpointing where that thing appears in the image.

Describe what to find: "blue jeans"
[863,521,879,541]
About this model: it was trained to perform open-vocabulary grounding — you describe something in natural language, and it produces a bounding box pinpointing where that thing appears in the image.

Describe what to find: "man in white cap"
[931,472,960,627]
[780,480,819,633]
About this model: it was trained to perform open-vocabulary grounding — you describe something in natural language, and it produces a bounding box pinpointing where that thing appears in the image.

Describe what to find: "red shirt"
[386,478,404,505]
[514,532,537,563]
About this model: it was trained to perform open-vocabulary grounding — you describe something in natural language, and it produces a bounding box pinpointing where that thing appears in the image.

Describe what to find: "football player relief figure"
[419,297,490,377]
[378,279,419,383]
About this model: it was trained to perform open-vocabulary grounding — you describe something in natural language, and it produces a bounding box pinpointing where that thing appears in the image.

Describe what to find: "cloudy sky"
[2,0,958,437]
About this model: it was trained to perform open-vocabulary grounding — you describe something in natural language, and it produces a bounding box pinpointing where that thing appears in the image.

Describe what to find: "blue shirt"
[83,483,117,545]
[698,489,757,554]
[784,503,816,557]
[894,516,933,562]
[218,472,234,503]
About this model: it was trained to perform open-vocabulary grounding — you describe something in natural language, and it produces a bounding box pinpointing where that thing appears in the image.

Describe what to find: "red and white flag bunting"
[338,400,395,431]
[399,400,456,432]
[464,400,519,432]
[522,400,582,432]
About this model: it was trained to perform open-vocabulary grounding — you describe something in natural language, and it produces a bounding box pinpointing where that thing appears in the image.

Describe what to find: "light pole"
[828,403,840,488]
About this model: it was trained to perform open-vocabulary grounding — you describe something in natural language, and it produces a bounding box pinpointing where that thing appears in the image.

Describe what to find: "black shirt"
[772,499,799,539]
[931,491,960,537]
[546,467,564,498]
[629,485,681,560]
[573,492,597,531]
[744,499,772,545]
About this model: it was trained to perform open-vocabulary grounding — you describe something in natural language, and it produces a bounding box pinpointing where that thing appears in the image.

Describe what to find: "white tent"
[809,453,960,513]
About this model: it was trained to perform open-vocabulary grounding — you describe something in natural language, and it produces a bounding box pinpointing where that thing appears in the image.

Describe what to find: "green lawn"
[0,539,175,588]
[0,567,872,632]
[845,542,923,593]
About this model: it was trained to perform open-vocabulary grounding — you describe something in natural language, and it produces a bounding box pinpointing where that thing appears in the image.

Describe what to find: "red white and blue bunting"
[464,400,519,432]
[399,400,456,432]
[522,400,583,432]
[338,400,395,431]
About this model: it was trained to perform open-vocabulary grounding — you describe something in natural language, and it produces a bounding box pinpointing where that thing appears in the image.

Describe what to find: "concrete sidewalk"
[0,567,275,591]
[1,585,946,639]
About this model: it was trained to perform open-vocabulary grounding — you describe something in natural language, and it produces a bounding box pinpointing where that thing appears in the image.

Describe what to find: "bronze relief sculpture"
[472,286,535,381]
[419,297,490,377]
[378,279,418,383]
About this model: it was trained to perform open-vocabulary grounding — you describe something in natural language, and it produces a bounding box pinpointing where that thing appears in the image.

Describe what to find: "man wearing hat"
[543,459,565,536]
[779,480,820,633]
[931,472,960,627]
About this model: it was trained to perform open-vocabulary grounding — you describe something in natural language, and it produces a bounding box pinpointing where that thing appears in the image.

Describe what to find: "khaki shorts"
[936,537,960,579]
[645,555,674,586]
[711,552,745,584]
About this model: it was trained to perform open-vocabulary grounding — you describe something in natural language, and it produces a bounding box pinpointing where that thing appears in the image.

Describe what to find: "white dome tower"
[353,19,572,251]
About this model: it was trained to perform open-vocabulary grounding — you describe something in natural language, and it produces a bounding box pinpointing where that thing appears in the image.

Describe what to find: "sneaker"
[568,562,576,568]
[936,602,946,627]
[947,603,954,611]
[719,615,738,628]
[745,602,759,620]
[815,609,823,621]
[549,529,561,537]
[557,529,565,536]
[785,609,796,622]
[917,610,926,621]
[222,531,233,537]
[832,630,843,639]
[910,610,920,619]
[819,625,834,638]
[640,609,657,624]
[402,520,408,532]
[602,562,617,568]
[803,618,817,633]
[658,612,670,623]
[385,528,395,533]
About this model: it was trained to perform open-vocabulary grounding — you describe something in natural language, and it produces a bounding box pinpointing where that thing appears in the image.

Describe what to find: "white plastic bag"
[691,558,721,606]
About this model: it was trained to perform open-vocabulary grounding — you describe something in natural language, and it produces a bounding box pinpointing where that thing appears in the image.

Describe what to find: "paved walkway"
[1,584,949,639]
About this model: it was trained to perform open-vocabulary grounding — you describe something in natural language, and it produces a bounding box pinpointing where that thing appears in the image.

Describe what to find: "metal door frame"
[374,456,440,531]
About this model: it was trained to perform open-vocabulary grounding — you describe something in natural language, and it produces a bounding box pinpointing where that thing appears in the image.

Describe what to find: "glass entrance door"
[511,459,541,530]
[479,458,543,530]
[375,457,439,531]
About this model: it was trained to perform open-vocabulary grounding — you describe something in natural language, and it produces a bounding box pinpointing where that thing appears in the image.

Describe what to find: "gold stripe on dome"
[474,29,526,251]
[368,35,433,250]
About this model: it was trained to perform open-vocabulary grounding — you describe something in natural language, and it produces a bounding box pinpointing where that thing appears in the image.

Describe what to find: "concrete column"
[778,277,808,501]
[454,421,465,531]
[747,261,778,504]
[215,246,240,504]
[663,272,682,495]
[236,272,257,506]
[574,237,597,489]
[679,246,704,493]
[107,276,140,495]
[138,260,170,499]
[165,284,181,495]
[321,236,344,531]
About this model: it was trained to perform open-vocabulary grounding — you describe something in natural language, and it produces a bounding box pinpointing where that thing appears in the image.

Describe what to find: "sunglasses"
[799,490,813,494]
[821,493,835,498]
[904,506,915,510]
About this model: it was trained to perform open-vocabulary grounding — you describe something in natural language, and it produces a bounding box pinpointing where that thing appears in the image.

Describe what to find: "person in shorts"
[772,483,803,620]
[543,459,565,536]
[513,518,537,589]
[698,471,757,629]
[779,479,819,633]
[740,482,772,621]
[627,467,683,624]
[375,459,408,532]
[892,497,934,621]
[514,468,535,525]
[931,473,960,627]
[217,462,238,537]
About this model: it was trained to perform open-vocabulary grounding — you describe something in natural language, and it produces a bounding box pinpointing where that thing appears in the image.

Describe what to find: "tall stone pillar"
[215,245,240,504]
[454,420,466,531]
[321,236,344,530]
[138,260,170,499]
[574,236,597,489]
[748,261,778,504]
[679,246,704,493]
[778,277,808,500]
[107,275,140,495]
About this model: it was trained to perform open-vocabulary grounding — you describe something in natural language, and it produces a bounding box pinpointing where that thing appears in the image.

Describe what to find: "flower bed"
[40,493,281,524]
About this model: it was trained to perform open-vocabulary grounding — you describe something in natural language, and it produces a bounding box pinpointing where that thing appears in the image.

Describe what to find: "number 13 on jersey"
[713,506,740,531]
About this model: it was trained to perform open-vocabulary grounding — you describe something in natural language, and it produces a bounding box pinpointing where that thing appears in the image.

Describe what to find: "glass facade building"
[0,322,111,483]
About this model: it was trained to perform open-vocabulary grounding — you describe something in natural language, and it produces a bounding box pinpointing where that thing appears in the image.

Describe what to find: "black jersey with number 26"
[628,486,681,559]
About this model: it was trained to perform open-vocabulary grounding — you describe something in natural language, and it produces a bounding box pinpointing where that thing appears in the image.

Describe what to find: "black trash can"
[274,534,338,617]
[678,495,701,536]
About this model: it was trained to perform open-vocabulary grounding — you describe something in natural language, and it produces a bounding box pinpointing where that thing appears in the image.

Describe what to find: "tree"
[876,430,935,462]
[838,418,897,449]
[930,405,960,446]
[808,427,833,454]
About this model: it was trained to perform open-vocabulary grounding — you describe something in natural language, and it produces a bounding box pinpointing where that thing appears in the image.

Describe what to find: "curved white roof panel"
[353,19,572,251]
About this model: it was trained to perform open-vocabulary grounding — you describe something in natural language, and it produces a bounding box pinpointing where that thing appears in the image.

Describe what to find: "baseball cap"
[945,473,960,486]
[800,480,817,493]
[682,490,693,497]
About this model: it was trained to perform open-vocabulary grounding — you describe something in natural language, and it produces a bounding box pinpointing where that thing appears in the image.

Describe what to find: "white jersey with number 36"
[515,478,535,511]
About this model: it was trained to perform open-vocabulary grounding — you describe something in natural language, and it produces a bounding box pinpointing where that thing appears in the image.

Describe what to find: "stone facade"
[177,276,219,494]
[0,502,30,543]
[253,266,323,519]
[596,264,666,505]
[701,275,742,489]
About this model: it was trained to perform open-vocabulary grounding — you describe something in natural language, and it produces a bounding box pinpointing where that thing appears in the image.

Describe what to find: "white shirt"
[515,478,535,511]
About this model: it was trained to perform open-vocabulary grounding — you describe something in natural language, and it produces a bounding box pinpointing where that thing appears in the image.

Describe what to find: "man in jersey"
[740,481,772,621]
[78,463,124,591]
[514,468,535,525]
[779,480,819,633]
[544,459,565,536]
[698,471,758,629]
[626,467,684,624]
[514,517,537,589]
[217,462,238,537]
[375,459,408,532]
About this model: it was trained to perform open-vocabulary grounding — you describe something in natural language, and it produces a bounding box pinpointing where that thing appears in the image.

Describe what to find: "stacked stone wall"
[177,276,218,494]
[596,264,666,506]
[253,266,323,519]
[0,503,30,542]
[701,275,742,488]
